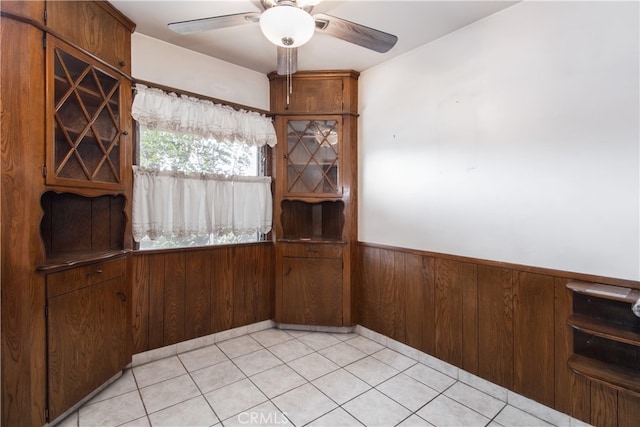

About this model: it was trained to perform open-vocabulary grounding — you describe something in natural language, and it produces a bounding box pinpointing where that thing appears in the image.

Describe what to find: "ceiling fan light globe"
[260,5,315,48]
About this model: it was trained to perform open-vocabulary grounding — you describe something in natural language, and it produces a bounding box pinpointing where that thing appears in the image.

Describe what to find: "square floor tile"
[444,382,505,419]
[79,390,146,426]
[250,329,293,348]
[133,356,187,388]
[331,332,359,342]
[417,395,490,427]
[272,383,337,426]
[178,344,228,372]
[288,352,339,381]
[319,342,367,366]
[494,405,553,427]
[308,408,364,427]
[371,348,418,371]
[298,332,342,350]
[217,336,263,359]
[312,369,371,405]
[345,356,399,386]
[377,373,440,411]
[233,349,283,376]
[204,378,268,421]
[404,363,457,392]
[268,339,315,363]
[346,336,386,354]
[120,416,151,427]
[190,360,246,393]
[250,364,307,399]
[343,389,411,427]
[397,414,434,426]
[140,374,201,414]
[147,395,219,426]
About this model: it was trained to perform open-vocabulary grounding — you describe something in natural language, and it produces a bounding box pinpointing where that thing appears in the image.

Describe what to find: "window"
[131,85,276,250]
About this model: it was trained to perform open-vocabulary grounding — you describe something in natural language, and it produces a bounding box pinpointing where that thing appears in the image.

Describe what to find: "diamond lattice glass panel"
[53,47,122,184]
[286,120,339,194]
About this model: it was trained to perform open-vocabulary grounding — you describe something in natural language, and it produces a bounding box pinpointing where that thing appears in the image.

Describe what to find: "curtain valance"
[132,84,277,148]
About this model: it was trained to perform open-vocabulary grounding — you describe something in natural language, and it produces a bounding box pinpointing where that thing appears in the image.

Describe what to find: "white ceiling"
[110,0,518,75]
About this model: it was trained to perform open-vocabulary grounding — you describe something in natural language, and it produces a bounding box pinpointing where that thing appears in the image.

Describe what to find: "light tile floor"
[57,328,568,427]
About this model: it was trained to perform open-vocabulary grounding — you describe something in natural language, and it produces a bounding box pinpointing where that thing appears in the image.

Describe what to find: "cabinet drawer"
[47,258,126,298]
[281,242,344,259]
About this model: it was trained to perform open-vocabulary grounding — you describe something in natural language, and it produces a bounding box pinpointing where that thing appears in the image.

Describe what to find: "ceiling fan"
[168,0,398,75]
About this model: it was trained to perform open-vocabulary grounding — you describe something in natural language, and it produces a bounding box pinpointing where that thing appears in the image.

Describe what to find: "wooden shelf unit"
[566,281,640,396]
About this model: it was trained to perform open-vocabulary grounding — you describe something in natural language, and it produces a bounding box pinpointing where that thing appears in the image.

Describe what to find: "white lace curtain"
[132,84,277,148]
[131,85,275,242]
[132,167,272,242]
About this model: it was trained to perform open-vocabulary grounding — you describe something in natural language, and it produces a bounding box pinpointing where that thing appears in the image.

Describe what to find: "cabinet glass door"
[285,119,340,195]
[47,37,125,189]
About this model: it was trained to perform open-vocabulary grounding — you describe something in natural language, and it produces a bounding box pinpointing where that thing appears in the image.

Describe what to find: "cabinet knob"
[86,269,103,278]
[119,61,126,67]
[122,131,129,136]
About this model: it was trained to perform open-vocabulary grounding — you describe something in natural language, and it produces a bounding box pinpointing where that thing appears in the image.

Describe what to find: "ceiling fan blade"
[277,47,298,75]
[313,13,398,53]
[168,12,260,35]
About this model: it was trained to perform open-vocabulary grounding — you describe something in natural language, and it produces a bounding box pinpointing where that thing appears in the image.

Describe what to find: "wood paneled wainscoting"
[355,242,640,427]
[130,243,274,354]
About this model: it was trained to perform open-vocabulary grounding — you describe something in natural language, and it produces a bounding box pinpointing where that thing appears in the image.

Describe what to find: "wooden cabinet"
[45,257,131,421]
[45,0,134,74]
[270,71,358,327]
[566,281,640,395]
[280,242,344,325]
[46,35,131,192]
[0,2,135,425]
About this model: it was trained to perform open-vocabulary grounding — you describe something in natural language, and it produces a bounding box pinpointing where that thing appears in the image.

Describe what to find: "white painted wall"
[131,33,270,110]
[359,1,640,280]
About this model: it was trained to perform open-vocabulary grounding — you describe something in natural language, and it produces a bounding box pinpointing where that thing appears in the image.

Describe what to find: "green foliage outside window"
[137,127,265,249]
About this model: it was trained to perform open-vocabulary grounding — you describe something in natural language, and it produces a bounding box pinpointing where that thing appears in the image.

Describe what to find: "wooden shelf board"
[567,280,640,304]
[568,354,640,395]
[568,314,640,346]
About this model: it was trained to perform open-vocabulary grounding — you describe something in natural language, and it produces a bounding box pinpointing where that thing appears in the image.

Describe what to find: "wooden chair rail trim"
[357,241,640,290]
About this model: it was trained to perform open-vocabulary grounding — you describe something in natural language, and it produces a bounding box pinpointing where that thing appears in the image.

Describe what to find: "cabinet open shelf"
[568,313,640,346]
[280,199,344,241]
[566,281,640,396]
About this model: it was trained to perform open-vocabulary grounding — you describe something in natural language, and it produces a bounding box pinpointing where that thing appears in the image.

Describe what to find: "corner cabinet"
[270,71,359,327]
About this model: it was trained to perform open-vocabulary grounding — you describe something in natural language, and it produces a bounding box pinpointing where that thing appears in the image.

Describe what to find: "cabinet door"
[281,257,343,326]
[281,117,343,197]
[46,36,130,191]
[47,277,129,420]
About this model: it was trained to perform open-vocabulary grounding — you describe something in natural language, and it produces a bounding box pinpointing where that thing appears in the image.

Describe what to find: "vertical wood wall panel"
[185,251,212,340]
[477,266,514,389]
[211,248,234,333]
[461,262,479,375]
[358,246,381,332]
[434,259,475,367]
[163,252,186,345]
[131,254,150,353]
[148,255,165,349]
[131,244,274,353]
[405,255,434,354]
[513,272,555,407]
[590,382,618,427]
